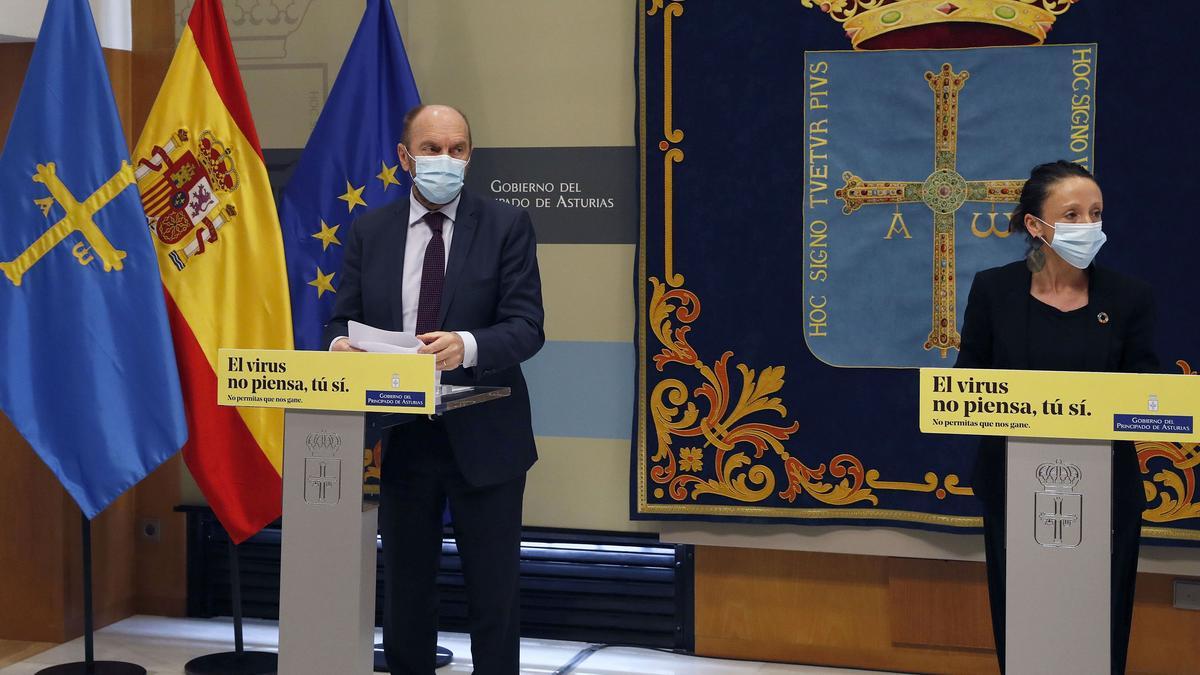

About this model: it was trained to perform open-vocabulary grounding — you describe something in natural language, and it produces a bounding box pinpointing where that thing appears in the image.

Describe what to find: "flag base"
[181,541,279,674]
[37,519,148,675]
[373,645,453,671]
[36,663,146,675]
[184,651,277,674]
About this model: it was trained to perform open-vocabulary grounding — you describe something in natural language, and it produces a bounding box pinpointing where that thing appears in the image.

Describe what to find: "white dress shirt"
[331,191,478,369]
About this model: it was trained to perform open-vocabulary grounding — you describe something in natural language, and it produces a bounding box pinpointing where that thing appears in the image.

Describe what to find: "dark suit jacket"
[954,259,1159,502]
[955,260,1158,373]
[322,188,545,487]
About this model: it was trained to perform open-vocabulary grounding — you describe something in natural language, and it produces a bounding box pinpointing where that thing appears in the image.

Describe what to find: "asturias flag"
[0,0,188,518]
[279,0,421,350]
[132,0,293,543]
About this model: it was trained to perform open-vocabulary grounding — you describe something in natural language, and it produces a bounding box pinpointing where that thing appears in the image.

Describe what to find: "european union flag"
[0,0,188,518]
[279,0,421,350]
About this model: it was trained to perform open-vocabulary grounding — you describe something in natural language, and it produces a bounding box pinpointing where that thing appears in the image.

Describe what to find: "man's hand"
[331,337,364,353]
[418,331,464,371]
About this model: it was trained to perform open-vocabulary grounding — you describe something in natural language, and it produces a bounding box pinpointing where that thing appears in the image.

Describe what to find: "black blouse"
[1026,296,1096,372]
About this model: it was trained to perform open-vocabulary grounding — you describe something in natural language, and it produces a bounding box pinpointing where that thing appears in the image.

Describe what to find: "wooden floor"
[0,640,53,669]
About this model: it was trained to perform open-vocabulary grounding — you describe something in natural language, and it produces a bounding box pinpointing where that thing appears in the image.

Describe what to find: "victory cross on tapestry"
[805,47,1079,367]
[632,1,1200,543]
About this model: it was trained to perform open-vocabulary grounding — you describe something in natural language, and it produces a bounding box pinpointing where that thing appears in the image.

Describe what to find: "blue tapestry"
[632,1,1200,544]
[805,47,1086,367]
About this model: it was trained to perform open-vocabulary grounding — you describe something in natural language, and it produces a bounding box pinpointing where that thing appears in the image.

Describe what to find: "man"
[324,104,544,674]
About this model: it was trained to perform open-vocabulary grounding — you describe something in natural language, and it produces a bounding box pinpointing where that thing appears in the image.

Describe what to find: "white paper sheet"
[347,320,423,353]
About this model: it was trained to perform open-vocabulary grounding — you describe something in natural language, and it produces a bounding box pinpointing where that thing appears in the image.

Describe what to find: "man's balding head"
[397,104,473,207]
[399,104,472,155]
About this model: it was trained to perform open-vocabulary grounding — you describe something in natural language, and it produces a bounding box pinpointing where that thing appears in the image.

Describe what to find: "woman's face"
[1024,176,1103,244]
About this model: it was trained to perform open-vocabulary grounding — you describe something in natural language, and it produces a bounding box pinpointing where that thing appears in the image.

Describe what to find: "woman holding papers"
[955,160,1159,674]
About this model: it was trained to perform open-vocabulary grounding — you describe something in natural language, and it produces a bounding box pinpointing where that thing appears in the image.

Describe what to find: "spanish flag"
[133,0,292,543]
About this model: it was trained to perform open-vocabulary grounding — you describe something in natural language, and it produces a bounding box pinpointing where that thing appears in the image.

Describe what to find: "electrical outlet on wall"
[138,517,161,543]
[1174,579,1200,610]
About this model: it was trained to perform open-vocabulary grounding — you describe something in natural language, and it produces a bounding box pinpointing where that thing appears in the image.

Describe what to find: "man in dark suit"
[324,104,544,675]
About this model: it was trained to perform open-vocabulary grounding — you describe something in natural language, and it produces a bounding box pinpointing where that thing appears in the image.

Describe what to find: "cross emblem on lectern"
[834,63,1026,357]
[303,457,341,505]
[1038,496,1079,546]
[310,462,337,501]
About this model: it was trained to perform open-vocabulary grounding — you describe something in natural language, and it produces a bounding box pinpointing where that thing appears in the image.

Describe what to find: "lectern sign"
[919,368,1200,443]
[217,348,436,415]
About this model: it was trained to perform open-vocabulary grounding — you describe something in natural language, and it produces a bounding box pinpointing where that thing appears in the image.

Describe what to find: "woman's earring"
[1026,239,1046,273]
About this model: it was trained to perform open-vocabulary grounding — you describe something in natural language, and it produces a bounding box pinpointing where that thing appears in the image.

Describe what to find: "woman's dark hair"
[1008,160,1096,236]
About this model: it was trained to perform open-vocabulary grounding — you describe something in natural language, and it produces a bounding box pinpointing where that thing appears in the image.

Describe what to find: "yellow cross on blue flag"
[0,0,188,518]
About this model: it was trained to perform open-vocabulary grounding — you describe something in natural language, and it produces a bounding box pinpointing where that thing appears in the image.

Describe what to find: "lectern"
[217,349,509,675]
[1004,436,1111,674]
[920,367,1198,674]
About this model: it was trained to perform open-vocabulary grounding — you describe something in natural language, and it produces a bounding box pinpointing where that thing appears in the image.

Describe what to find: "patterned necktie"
[415,211,445,335]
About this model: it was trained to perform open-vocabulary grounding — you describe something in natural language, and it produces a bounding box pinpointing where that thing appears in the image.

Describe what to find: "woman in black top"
[956,160,1158,674]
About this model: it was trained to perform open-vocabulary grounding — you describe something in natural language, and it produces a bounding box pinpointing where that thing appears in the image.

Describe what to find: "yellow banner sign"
[217,349,436,415]
[919,368,1200,442]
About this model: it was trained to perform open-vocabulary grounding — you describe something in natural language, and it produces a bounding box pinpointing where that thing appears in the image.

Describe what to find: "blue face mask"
[1033,216,1106,269]
[407,152,469,204]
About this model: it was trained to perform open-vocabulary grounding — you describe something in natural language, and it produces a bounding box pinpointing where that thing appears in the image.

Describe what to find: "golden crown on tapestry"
[801,0,1081,49]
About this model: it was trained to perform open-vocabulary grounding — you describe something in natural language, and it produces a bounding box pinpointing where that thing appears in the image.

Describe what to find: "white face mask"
[1033,216,1106,269]
[406,151,469,204]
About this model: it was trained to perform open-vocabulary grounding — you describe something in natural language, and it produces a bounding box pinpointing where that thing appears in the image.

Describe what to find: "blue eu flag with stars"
[0,0,188,518]
[279,0,421,350]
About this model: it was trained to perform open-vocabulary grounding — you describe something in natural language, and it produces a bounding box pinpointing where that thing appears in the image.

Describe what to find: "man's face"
[397,106,471,174]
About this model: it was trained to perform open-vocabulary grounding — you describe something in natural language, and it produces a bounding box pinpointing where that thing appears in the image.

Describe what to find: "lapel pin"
[1097,311,1110,325]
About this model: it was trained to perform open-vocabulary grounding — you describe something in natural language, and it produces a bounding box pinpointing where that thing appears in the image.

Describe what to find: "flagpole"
[183,536,277,675]
[231,540,244,654]
[35,514,147,675]
[82,514,94,665]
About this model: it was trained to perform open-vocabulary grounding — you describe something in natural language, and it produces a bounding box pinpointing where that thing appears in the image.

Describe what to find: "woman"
[955,160,1158,674]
